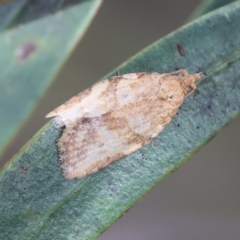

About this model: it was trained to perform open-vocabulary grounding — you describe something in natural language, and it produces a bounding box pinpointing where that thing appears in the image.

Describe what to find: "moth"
[46,69,202,179]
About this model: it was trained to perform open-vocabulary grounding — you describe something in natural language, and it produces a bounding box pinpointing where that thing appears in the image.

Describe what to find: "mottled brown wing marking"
[59,114,146,179]
[99,76,123,110]
[46,70,203,179]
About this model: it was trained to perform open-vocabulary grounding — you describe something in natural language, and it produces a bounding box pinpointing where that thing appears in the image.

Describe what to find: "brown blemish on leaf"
[15,42,37,63]
[20,166,28,174]
[177,43,185,56]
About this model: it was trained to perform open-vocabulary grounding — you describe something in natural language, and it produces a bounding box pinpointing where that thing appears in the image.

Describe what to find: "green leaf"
[189,0,238,20]
[1,1,240,239]
[0,0,102,156]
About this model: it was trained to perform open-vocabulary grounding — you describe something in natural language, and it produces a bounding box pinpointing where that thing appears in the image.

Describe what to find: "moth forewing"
[46,69,202,179]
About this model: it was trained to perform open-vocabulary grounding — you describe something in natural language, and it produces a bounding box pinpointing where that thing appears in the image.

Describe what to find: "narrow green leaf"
[1,2,240,239]
[0,0,102,156]
[189,0,238,20]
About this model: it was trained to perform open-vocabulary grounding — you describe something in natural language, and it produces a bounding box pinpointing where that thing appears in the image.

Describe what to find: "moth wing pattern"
[59,115,149,179]
[46,70,202,179]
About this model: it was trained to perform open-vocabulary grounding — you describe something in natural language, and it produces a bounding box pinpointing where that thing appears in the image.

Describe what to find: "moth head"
[157,71,202,106]
[158,79,185,106]
[179,72,202,96]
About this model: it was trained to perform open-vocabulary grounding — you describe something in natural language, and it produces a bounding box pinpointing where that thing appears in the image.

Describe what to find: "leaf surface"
[1,2,240,239]
[0,0,102,156]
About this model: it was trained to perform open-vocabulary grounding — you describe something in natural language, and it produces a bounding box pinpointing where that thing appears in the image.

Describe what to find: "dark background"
[3,1,240,239]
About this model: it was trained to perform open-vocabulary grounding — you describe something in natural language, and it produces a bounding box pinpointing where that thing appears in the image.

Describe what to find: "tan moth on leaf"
[46,69,202,179]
